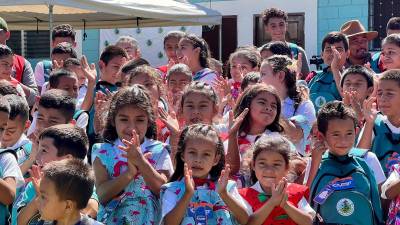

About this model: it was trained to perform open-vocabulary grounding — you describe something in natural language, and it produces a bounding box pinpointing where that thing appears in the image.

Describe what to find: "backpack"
[13,54,25,82]
[42,60,52,83]
[0,149,18,225]
[371,113,400,176]
[310,150,383,225]
[288,42,299,60]
[0,149,18,161]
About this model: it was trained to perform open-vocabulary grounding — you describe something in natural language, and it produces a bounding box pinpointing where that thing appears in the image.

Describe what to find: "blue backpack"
[42,60,52,83]
[310,149,383,225]
[288,42,300,59]
[371,113,400,176]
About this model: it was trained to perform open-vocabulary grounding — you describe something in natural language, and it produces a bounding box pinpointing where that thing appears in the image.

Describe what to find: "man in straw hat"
[340,20,378,67]
[0,17,38,106]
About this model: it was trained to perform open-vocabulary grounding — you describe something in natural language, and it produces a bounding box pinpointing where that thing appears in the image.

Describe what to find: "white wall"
[196,0,318,60]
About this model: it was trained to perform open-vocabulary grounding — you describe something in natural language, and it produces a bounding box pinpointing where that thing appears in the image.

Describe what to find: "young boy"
[261,7,309,76]
[0,45,28,101]
[371,17,400,73]
[0,97,24,225]
[34,24,77,91]
[308,101,383,225]
[358,69,400,176]
[308,32,349,111]
[115,35,140,60]
[14,124,99,225]
[37,159,102,225]
[1,95,33,174]
[27,89,76,139]
[63,58,88,109]
[39,43,78,94]
[158,31,185,77]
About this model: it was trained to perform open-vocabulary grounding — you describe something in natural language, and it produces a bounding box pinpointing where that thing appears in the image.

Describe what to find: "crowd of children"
[0,6,399,225]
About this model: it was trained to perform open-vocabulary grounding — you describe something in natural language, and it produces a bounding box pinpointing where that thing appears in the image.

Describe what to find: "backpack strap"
[349,148,368,158]
[42,60,52,83]
[288,42,299,59]
[73,109,87,121]
[0,149,18,161]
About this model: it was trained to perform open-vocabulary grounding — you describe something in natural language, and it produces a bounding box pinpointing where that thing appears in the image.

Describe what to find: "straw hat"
[340,20,378,40]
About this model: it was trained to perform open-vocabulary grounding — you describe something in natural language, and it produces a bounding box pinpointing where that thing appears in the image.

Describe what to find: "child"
[209,58,224,77]
[381,33,400,71]
[63,58,90,110]
[1,95,33,174]
[37,42,78,94]
[0,97,24,225]
[358,69,400,176]
[240,135,314,225]
[176,34,218,87]
[166,63,192,113]
[340,65,374,119]
[240,72,260,91]
[261,8,309,75]
[227,49,261,100]
[260,55,316,156]
[36,159,102,224]
[381,163,400,225]
[0,44,29,102]
[371,17,400,73]
[0,80,20,96]
[259,41,292,60]
[228,83,284,187]
[34,24,76,91]
[180,81,218,126]
[120,58,150,84]
[308,32,349,111]
[92,85,173,224]
[309,101,383,225]
[161,123,250,225]
[27,89,76,140]
[14,124,99,225]
[115,35,140,60]
[158,31,185,77]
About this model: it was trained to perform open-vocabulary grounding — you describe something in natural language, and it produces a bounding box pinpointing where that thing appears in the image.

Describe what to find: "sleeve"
[356,124,375,146]
[297,197,316,219]
[0,153,24,188]
[227,181,253,215]
[364,152,386,185]
[75,112,89,130]
[161,186,179,218]
[20,60,38,106]
[381,166,399,199]
[202,72,218,88]
[297,46,310,75]
[34,62,45,87]
[154,147,174,176]
[296,100,317,125]
[13,182,36,214]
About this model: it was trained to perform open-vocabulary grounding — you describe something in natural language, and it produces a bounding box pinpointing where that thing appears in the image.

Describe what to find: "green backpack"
[310,149,383,225]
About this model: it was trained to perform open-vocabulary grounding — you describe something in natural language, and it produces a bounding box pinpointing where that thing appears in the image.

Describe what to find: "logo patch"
[315,96,327,108]
[336,198,354,216]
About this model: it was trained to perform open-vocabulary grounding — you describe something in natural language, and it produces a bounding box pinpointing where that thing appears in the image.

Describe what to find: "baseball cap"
[0,17,8,32]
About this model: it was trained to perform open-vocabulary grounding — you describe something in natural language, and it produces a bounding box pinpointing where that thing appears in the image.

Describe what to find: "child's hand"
[217,164,231,195]
[343,91,363,119]
[127,161,138,179]
[311,132,327,159]
[362,97,378,124]
[213,76,230,97]
[80,55,97,84]
[184,163,194,196]
[296,53,303,77]
[158,107,180,135]
[228,108,249,136]
[331,46,343,71]
[119,130,143,165]
[52,60,63,70]
[29,165,42,195]
[270,177,287,207]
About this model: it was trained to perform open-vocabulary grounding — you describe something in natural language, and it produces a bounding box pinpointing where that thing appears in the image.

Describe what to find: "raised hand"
[80,55,97,84]
[331,46,342,71]
[218,164,231,194]
[343,91,363,119]
[184,163,194,196]
[29,165,43,195]
[119,130,143,165]
[228,108,249,136]
[212,75,231,97]
[269,177,287,207]
[158,107,180,135]
[362,97,378,124]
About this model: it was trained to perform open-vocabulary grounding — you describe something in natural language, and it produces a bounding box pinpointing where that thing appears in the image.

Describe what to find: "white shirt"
[242,181,316,218]
[0,152,24,188]
[381,165,399,199]
[34,61,46,87]
[358,115,400,145]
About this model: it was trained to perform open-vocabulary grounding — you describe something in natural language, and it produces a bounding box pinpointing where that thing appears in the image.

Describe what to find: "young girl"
[160,124,251,225]
[166,63,193,113]
[260,55,316,156]
[177,34,218,87]
[92,85,173,224]
[381,162,400,225]
[259,41,292,60]
[228,83,284,187]
[240,135,314,225]
[381,33,400,70]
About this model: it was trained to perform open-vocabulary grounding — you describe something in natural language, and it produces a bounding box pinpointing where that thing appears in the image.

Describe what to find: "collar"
[7,134,30,150]
[382,115,400,134]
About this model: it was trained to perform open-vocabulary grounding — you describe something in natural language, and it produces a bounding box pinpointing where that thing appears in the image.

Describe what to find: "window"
[253,13,305,48]
[6,30,50,58]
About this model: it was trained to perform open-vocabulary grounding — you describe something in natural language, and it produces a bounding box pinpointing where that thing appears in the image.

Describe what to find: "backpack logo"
[315,96,327,108]
[336,198,354,216]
